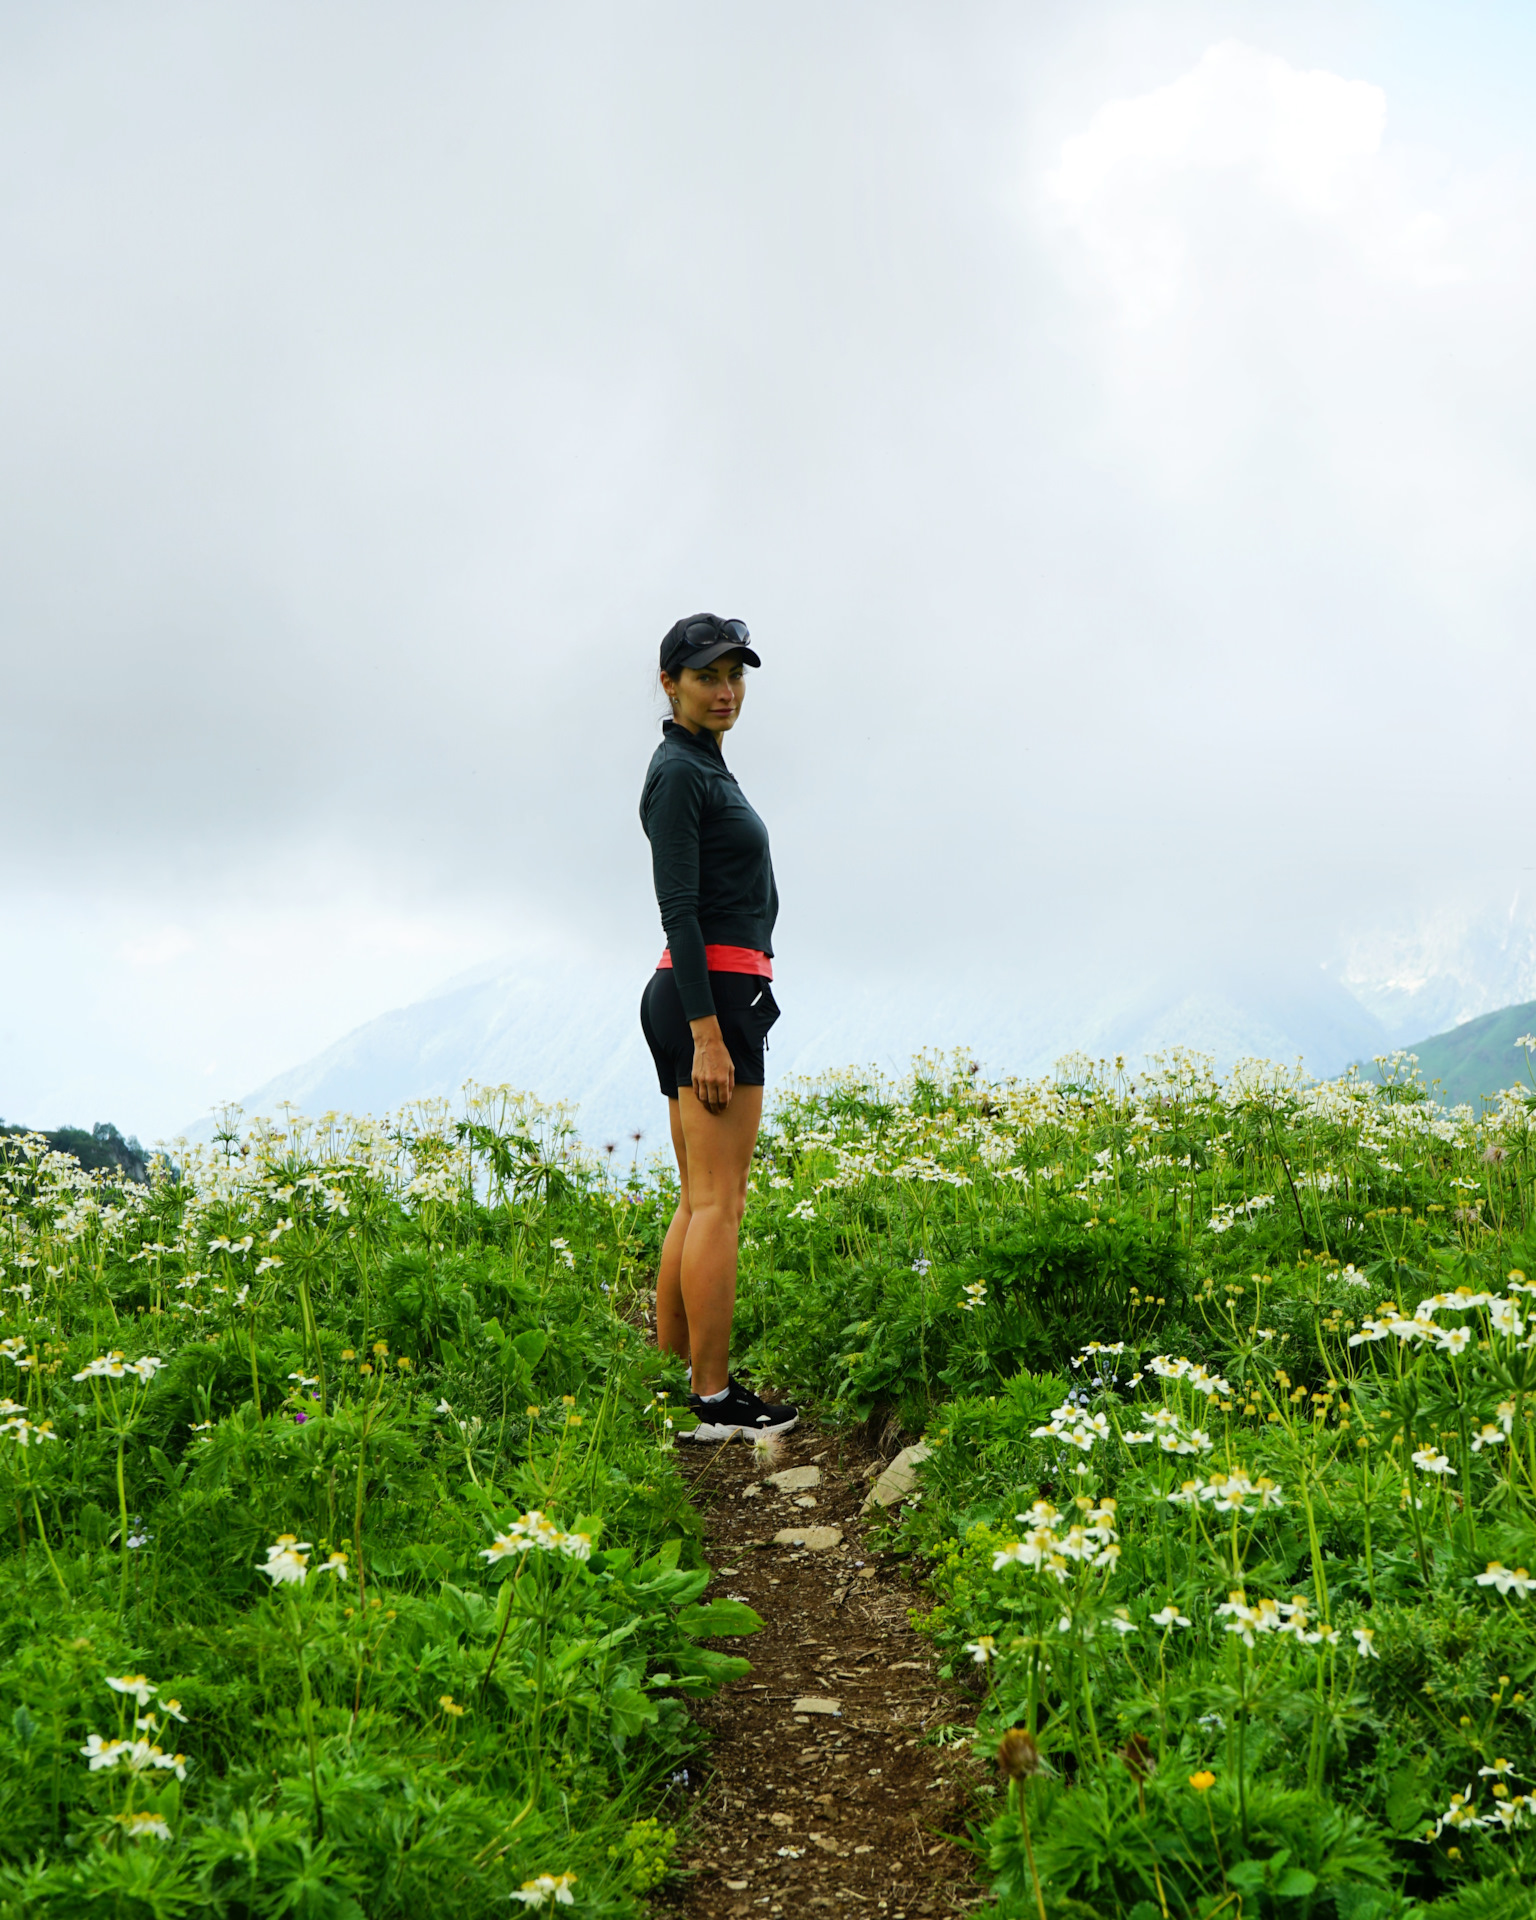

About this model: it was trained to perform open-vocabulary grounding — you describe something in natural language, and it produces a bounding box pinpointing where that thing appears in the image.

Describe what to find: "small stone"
[853,1845,874,1855]
[860,1442,931,1513]
[767,1465,822,1492]
[831,1585,849,1605]
[773,1526,843,1551]
[809,1834,842,1854]
[858,1566,878,1579]
[793,1494,818,1508]
[769,1812,794,1828]
[717,1567,740,1576]
[742,1484,763,1498]
[725,1882,749,1892]
[791,1696,842,1716]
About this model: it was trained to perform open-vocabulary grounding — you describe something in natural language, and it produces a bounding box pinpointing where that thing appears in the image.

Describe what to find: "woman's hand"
[689,1015,735,1113]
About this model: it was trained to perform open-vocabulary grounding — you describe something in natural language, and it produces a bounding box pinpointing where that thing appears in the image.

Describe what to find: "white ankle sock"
[697,1385,729,1404]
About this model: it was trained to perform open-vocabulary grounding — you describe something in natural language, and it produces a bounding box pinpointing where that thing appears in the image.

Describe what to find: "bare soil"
[655,1416,990,1920]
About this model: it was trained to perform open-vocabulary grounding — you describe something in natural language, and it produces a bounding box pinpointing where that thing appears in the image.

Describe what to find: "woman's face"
[661,651,747,736]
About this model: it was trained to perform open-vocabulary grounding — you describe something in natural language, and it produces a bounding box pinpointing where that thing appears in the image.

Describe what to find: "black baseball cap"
[659,613,761,676]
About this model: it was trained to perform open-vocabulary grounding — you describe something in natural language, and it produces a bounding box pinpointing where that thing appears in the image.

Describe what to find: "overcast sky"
[5,0,1536,1137]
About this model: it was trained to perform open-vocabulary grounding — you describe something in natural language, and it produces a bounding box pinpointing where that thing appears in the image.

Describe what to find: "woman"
[640,613,798,1441]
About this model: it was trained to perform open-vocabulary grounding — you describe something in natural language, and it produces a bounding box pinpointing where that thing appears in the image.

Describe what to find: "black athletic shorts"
[640,968,781,1100]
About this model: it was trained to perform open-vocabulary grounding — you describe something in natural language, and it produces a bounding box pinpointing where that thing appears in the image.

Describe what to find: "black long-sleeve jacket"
[639,721,778,1021]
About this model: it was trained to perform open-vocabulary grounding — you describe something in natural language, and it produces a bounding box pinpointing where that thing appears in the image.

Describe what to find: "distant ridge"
[192,955,1391,1149]
[1392,999,1536,1109]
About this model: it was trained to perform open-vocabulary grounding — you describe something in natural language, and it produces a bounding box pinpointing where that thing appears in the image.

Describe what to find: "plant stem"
[29,1491,68,1598]
[290,1599,324,1837]
[115,1436,130,1615]
[247,1310,263,1417]
[1013,1779,1047,1920]
[480,1569,521,1696]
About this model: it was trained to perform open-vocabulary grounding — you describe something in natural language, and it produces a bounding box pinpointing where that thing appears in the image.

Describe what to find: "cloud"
[1037,35,1536,631]
[120,927,196,969]
[0,866,531,1136]
[3,7,1536,1133]
[1044,41,1434,321]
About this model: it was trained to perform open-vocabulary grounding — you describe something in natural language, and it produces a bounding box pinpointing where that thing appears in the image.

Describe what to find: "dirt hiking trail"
[657,1417,989,1920]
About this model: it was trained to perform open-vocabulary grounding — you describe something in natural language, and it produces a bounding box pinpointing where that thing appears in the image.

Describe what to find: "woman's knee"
[688,1189,746,1230]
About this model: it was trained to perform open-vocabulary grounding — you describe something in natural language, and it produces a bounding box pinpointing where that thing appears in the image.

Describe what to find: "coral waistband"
[658,945,773,978]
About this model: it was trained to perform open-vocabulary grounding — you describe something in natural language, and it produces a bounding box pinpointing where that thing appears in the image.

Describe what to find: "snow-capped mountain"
[211,954,1390,1150]
[200,888,1536,1148]
[1337,888,1536,1041]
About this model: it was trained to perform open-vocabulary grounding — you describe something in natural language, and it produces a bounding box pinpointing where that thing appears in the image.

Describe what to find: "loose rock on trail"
[657,1417,988,1920]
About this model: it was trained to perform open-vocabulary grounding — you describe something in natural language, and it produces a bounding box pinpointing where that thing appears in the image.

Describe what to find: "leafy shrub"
[736,1046,1536,1915]
[0,1094,718,1916]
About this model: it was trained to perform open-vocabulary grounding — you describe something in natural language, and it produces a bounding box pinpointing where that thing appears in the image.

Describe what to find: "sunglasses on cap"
[661,614,761,674]
[680,617,750,650]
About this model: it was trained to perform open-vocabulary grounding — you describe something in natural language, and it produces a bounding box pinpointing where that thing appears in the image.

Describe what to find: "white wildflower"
[113,1812,172,1842]
[510,1873,579,1907]
[1476,1562,1532,1597]
[257,1535,313,1586]
[105,1675,157,1708]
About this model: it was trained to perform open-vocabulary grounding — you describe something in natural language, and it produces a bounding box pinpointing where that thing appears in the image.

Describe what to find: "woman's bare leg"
[671,1084,763,1396]
[655,1098,692,1363]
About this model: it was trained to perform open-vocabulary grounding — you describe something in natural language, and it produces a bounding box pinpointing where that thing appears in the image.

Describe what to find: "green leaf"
[593,1618,643,1653]
[640,1537,682,1575]
[1275,1869,1318,1897]
[511,1328,548,1368]
[1332,1894,1400,1920]
[672,1647,753,1685]
[148,1445,185,1491]
[607,1685,658,1742]
[588,1545,633,1576]
[631,1568,709,1605]
[436,1581,493,1632]
[675,1600,764,1638]
[1385,1762,1427,1833]
[78,1503,112,1547]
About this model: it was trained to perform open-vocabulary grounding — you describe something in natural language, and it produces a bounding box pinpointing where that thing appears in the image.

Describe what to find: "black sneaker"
[681,1378,799,1442]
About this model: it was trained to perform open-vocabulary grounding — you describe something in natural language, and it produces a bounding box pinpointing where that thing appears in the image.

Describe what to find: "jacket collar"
[663,719,724,761]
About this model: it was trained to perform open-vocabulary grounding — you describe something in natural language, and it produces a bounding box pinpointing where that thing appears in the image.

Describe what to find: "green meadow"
[3,1040,1536,1917]
[739,1046,1536,1919]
